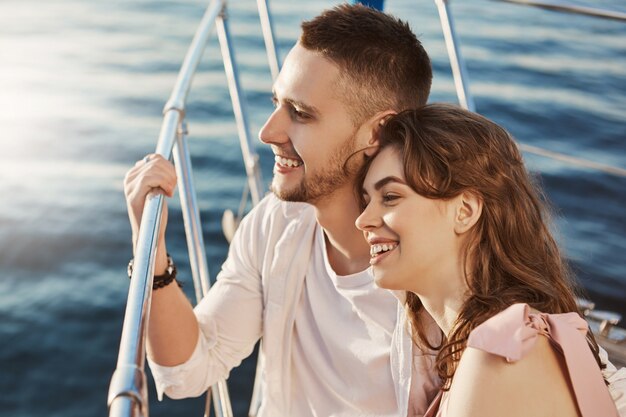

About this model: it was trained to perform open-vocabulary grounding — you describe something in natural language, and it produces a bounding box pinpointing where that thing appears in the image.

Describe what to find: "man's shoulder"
[229,193,318,274]
[234,193,317,244]
[249,193,316,224]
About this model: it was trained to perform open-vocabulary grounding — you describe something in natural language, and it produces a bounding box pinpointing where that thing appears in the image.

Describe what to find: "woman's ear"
[363,110,396,157]
[454,192,483,235]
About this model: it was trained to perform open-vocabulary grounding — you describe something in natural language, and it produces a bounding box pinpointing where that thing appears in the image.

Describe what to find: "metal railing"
[436,0,626,178]
[107,0,267,416]
[257,0,281,81]
[496,0,626,22]
[434,0,475,111]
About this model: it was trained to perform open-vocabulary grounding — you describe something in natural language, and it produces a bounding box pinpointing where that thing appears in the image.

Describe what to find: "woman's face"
[356,147,462,293]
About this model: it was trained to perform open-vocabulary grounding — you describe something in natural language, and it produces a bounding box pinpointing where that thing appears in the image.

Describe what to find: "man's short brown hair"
[300,4,432,124]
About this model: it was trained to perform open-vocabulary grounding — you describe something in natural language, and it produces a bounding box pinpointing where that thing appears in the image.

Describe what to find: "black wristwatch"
[127,254,183,290]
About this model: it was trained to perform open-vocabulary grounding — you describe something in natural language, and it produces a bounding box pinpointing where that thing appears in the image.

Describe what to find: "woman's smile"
[369,241,399,265]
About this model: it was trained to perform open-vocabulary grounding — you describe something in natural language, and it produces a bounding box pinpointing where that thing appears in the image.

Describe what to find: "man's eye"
[290,107,309,120]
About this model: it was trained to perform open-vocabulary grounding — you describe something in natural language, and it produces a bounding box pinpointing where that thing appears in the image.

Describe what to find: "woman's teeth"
[275,155,302,167]
[370,243,398,257]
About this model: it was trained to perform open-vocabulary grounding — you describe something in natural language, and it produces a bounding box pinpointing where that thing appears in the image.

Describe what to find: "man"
[125,4,436,416]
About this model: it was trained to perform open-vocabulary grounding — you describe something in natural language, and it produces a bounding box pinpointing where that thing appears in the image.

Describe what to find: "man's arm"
[600,347,626,416]
[123,154,199,366]
[123,154,264,399]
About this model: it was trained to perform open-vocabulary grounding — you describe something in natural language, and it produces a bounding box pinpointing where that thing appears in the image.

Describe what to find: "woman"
[355,104,619,417]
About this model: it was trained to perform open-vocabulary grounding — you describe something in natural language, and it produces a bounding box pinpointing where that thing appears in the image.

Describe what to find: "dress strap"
[422,390,443,417]
[546,312,618,417]
[467,303,618,417]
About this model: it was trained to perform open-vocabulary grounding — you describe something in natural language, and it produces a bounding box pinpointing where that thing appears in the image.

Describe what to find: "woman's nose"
[355,203,381,232]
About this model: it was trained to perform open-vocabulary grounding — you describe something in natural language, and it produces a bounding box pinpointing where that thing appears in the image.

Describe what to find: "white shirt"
[147,194,441,416]
[291,225,399,416]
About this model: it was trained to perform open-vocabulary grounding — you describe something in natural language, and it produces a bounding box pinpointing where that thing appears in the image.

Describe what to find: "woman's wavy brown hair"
[359,103,603,389]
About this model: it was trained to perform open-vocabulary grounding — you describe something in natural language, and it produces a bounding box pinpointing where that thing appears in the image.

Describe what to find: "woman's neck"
[412,260,469,337]
[420,294,465,337]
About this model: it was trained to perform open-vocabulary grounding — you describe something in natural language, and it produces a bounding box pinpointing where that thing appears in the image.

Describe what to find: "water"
[0,0,624,416]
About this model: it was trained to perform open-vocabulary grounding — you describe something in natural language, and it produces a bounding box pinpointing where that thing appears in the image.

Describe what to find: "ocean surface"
[0,0,624,416]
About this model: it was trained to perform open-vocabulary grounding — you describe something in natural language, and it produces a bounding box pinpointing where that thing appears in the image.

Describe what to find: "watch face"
[127,259,134,278]
[126,256,176,280]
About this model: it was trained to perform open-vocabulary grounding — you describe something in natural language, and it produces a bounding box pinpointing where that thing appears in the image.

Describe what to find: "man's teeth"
[275,155,302,167]
[370,243,398,257]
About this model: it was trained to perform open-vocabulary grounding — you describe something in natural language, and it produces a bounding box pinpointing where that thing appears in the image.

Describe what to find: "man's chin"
[270,182,308,202]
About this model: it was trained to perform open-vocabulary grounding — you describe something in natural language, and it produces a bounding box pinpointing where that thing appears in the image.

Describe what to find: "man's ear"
[454,192,483,235]
[363,110,396,157]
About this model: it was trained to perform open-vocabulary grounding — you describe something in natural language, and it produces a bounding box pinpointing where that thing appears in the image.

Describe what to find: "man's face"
[259,44,365,204]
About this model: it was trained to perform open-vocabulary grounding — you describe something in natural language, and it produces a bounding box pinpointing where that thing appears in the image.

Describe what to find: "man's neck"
[312,186,371,276]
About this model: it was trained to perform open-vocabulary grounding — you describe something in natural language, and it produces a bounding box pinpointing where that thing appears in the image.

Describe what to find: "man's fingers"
[124,154,173,253]
[136,169,177,197]
[125,156,178,198]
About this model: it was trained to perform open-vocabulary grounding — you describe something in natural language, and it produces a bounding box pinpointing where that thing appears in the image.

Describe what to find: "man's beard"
[271,133,361,204]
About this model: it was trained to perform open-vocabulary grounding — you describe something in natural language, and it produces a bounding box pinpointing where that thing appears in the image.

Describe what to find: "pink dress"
[423,303,619,417]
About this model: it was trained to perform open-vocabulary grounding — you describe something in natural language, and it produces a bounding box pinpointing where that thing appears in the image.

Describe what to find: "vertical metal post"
[434,0,476,111]
[216,6,264,206]
[173,121,212,301]
[173,120,234,417]
[256,0,281,81]
[211,380,234,417]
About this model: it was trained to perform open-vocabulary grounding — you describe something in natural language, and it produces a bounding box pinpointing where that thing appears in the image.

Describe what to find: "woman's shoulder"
[443,304,582,417]
[445,336,579,417]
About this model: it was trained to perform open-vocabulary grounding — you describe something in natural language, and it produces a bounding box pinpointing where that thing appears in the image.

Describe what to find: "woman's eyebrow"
[374,176,406,190]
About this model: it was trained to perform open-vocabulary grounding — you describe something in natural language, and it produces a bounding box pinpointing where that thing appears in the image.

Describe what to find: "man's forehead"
[273,44,341,103]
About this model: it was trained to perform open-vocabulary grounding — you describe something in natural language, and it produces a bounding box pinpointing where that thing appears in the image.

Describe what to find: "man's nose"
[259,107,289,145]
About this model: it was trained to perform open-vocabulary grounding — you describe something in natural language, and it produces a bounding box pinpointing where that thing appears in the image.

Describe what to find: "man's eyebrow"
[285,99,319,116]
[373,176,406,190]
[271,91,320,116]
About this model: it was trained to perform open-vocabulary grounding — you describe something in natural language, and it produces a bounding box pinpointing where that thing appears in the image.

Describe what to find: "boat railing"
[496,0,626,22]
[107,0,273,415]
[437,0,626,178]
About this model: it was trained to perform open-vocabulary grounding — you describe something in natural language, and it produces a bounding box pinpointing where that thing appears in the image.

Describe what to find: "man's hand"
[124,154,200,367]
[123,154,177,273]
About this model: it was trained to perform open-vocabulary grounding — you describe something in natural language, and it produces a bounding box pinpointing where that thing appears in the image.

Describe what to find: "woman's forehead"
[364,147,404,189]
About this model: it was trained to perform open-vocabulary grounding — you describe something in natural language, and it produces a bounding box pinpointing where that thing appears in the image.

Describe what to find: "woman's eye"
[382,193,399,203]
